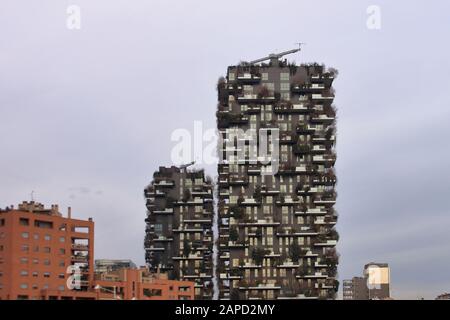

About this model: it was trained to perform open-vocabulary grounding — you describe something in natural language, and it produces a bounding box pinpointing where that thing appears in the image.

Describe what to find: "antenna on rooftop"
[30,190,35,202]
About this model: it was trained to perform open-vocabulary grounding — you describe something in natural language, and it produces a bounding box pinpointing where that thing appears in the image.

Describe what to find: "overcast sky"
[1,0,450,299]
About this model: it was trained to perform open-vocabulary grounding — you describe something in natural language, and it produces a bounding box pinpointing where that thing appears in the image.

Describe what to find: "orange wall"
[0,208,94,300]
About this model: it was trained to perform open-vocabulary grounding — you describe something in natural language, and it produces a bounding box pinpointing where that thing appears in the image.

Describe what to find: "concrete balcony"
[71,255,89,263]
[314,240,338,247]
[152,208,174,215]
[274,103,310,114]
[236,73,261,83]
[145,246,165,252]
[153,180,175,187]
[311,114,335,123]
[296,272,328,279]
[311,93,334,102]
[71,244,89,251]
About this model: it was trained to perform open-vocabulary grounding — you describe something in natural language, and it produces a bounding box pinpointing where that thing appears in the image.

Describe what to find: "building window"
[21,232,29,239]
[280,72,290,81]
[59,237,65,243]
[43,259,50,266]
[33,234,39,240]
[280,82,290,91]
[262,72,268,81]
[59,261,65,267]
[34,220,53,229]
[43,272,50,278]
[58,274,65,279]
[58,285,65,291]
[32,272,38,277]
[20,283,28,289]
[20,270,28,277]
[281,92,290,100]
[32,284,38,290]
[44,234,51,241]
[154,224,163,236]
[21,245,29,252]
[19,218,29,226]
[33,259,39,265]
[59,248,65,254]
[20,257,28,264]
[43,247,51,253]
[0,219,5,226]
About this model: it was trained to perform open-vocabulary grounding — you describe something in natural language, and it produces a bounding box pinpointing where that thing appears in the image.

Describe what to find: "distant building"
[95,259,137,274]
[343,277,368,300]
[364,262,390,300]
[0,201,94,300]
[343,263,390,300]
[435,293,450,300]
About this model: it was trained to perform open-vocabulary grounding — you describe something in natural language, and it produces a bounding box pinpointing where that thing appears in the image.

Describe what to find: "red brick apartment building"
[0,201,194,300]
[0,201,94,300]
[94,268,194,300]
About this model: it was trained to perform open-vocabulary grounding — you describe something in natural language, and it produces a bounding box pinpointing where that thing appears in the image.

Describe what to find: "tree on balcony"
[230,288,242,300]
[253,185,262,203]
[230,205,244,220]
[182,189,192,202]
[288,241,306,263]
[251,247,269,266]
[323,104,337,117]
[257,85,271,99]
[325,126,335,140]
[165,196,175,208]
[324,248,340,268]
[326,228,339,241]
[326,67,339,78]
[229,227,239,242]
[217,76,226,91]
[183,240,191,257]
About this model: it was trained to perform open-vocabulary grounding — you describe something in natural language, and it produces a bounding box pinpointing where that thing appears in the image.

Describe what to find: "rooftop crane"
[179,161,195,172]
[249,43,305,65]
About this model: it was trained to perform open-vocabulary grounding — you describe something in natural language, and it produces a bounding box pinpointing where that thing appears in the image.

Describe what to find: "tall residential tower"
[144,166,214,299]
[217,51,339,299]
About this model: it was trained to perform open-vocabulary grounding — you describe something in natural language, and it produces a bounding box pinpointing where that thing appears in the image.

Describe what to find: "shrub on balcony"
[230,288,242,300]
[257,85,271,98]
[182,189,192,202]
[327,228,339,241]
[230,205,244,220]
[325,126,335,140]
[327,67,339,78]
[165,196,175,208]
[288,242,305,263]
[324,248,340,267]
[183,239,191,257]
[323,104,337,117]
[251,247,269,265]
[229,227,239,242]
[253,185,262,203]
[217,76,226,90]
